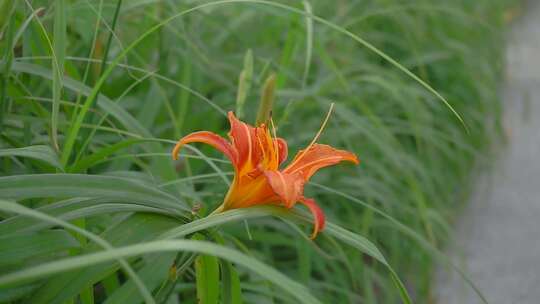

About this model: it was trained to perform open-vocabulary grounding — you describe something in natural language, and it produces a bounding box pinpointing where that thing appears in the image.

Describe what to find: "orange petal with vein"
[227,111,258,171]
[172,131,237,165]
[300,197,325,239]
[285,144,359,180]
[276,137,288,165]
[263,171,304,208]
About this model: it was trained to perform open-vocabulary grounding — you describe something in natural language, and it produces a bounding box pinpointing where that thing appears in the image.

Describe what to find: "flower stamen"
[288,102,335,168]
[269,112,280,165]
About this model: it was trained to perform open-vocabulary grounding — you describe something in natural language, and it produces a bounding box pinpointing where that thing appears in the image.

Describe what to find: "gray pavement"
[435,1,540,303]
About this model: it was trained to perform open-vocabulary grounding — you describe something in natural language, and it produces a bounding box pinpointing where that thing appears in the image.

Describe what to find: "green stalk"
[77,0,122,163]
[0,1,16,128]
[52,0,66,152]
[97,0,122,80]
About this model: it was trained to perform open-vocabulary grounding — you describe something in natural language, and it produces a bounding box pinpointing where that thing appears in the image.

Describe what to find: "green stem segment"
[0,1,16,127]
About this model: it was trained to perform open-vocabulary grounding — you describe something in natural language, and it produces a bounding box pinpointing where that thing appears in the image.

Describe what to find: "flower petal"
[228,111,259,172]
[263,170,304,208]
[275,137,288,165]
[299,197,325,239]
[223,173,278,209]
[172,131,237,165]
[285,144,359,180]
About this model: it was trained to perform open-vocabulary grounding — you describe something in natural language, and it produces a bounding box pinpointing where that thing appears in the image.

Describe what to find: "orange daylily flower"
[172,110,359,239]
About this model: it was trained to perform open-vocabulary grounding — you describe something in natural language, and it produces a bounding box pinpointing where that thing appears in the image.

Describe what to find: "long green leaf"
[51,0,66,151]
[9,62,227,182]
[103,253,176,304]
[312,182,487,303]
[301,0,313,88]
[10,62,153,138]
[195,254,220,304]
[221,260,243,304]
[0,230,79,267]
[68,139,145,172]
[0,202,168,234]
[161,207,410,302]
[0,145,62,170]
[0,174,188,214]
[114,0,466,130]
[0,239,322,304]
[323,223,412,304]
[0,1,15,126]
[0,200,155,304]
[29,213,179,304]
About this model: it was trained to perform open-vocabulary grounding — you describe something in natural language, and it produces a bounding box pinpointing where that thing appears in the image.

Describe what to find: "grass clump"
[0,0,515,303]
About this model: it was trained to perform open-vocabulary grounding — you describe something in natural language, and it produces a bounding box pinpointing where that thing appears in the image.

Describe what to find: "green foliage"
[0,0,513,303]
[195,253,221,304]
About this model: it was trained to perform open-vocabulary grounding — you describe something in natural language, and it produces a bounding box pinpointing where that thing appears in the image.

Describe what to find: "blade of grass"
[104,253,176,304]
[0,238,322,304]
[0,1,16,127]
[81,0,122,149]
[195,251,220,304]
[0,173,188,214]
[51,0,66,151]
[311,182,488,304]
[59,0,240,166]
[0,230,79,266]
[0,145,63,170]
[221,260,243,304]
[27,213,180,304]
[96,0,122,79]
[167,0,468,130]
[0,200,155,304]
[301,0,313,88]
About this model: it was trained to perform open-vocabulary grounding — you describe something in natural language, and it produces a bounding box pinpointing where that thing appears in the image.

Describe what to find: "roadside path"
[436,1,540,303]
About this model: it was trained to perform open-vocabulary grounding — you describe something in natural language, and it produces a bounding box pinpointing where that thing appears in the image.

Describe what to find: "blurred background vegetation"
[0,0,517,303]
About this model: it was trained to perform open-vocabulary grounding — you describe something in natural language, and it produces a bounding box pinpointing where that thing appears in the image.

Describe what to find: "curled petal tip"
[349,154,360,165]
[171,131,237,165]
[300,197,325,240]
[172,141,182,160]
[337,148,360,165]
